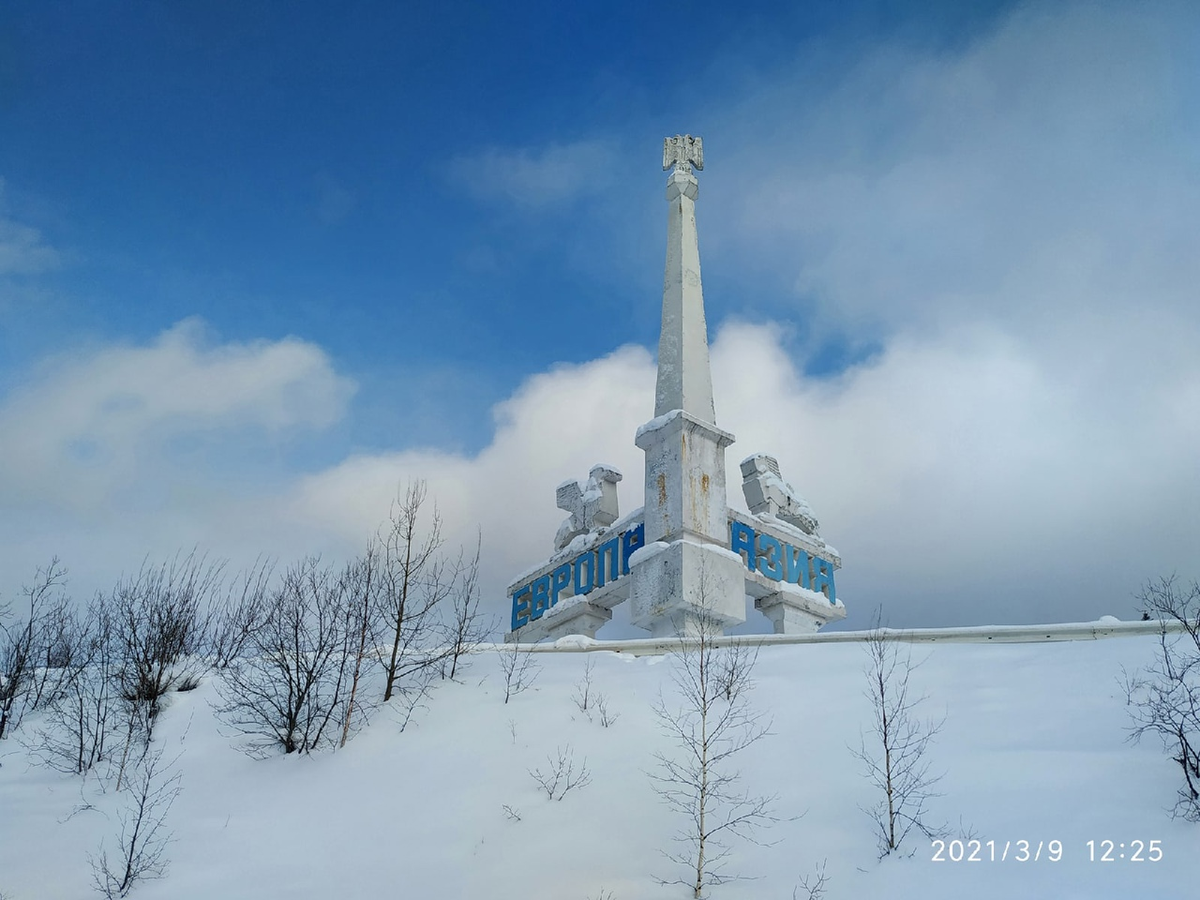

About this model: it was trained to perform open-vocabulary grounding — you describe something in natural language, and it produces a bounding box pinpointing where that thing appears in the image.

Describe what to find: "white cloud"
[244,317,1198,630]
[0,318,356,511]
[701,1,1200,343]
[446,140,619,207]
[1,313,1196,631]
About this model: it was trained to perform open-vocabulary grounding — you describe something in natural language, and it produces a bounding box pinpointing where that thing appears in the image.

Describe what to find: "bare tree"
[103,552,222,789]
[499,640,539,704]
[0,558,71,740]
[443,536,488,681]
[340,548,378,748]
[851,617,945,856]
[1125,574,1200,820]
[208,557,274,669]
[214,557,355,755]
[650,602,776,898]
[89,748,181,898]
[377,482,453,701]
[30,595,119,777]
[110,553,222,735]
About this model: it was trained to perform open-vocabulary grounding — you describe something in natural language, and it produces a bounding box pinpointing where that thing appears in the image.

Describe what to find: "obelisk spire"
[655,134,716,423]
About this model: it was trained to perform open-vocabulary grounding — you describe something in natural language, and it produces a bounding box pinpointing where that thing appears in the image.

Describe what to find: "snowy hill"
[2,633,1196,900]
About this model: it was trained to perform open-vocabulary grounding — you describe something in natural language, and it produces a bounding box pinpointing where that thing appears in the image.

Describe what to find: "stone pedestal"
[541,601,612,642]
[632,408,746,637]
[756,593,827,635]
[630,538,746,638]
[505,599,613,643]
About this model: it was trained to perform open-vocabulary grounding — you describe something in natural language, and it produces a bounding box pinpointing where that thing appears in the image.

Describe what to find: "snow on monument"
[506,136,847,642]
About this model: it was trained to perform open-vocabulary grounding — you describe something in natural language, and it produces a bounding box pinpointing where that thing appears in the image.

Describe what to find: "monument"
[506,136,846,642]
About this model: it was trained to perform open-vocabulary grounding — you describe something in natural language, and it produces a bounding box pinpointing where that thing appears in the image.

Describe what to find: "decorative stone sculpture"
[663,134,704,175]
[740,454,820,536]
[553,464,623,552]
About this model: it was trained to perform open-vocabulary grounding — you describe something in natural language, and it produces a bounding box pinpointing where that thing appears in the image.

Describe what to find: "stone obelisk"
[629,135,748,638]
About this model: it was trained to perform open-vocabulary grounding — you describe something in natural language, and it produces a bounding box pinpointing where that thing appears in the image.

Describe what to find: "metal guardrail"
[491,618,1191,657]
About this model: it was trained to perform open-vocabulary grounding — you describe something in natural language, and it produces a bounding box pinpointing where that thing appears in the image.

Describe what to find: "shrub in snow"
[529,745,592,800]
[30,595,120,777]
[214,557,358,756]
[1,558,74,741]
[108,552,222,765]
[499,641,540,704]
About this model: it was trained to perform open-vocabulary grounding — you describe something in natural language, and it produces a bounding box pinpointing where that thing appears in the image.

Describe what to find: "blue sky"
[1,0,1008,450]
[2,0,1198,631]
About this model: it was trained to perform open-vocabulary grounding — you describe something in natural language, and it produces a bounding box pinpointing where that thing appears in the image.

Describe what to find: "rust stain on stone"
[701,474,710,494]
[657,473,667,506]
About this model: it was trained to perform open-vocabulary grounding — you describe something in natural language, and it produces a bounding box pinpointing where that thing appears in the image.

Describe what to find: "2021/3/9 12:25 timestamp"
[1087,840,1163,861]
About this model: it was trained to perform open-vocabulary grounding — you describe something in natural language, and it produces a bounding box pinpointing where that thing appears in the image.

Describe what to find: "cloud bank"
[1,313,1195,631]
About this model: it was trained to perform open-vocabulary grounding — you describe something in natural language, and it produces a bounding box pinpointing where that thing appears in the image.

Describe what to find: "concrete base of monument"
[504,597,613,643]
[628,538,747,638]
[754,584,847,634]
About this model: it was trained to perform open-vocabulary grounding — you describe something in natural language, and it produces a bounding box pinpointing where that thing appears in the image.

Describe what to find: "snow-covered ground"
[2,634,1196,900]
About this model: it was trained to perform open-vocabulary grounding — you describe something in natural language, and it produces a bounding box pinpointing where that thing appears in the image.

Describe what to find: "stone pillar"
[654,153,716,422]
[630,136,747,637]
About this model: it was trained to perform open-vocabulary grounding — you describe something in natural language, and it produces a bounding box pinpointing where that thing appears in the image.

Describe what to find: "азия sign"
[510,519,836,631]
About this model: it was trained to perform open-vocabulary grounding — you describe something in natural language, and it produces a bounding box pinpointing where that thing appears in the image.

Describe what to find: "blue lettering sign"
[511,524,647,630]
[530,575,551,621]
[551,564,571,607]
[757,533,784,582]
[574,552,595,595]
[621,523,644,575]
[729,520,836,602]
[510,519,835,632]
[596,538,620,586]
[730,521,756,571]
[812,558,836,604]
[785,544,810,589]
[511,585,531,630]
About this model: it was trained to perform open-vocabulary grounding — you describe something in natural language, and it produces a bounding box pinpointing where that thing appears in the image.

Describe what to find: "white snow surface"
[634,409,684,440]
[627,540,671,567]
[542,592,590,619]
[2,636,1197,899]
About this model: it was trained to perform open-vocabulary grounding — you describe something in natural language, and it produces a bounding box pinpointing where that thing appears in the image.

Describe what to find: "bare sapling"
[650,590,777,898]
[529,745,592,800]
[444,534,488,681]
[851,616,946,856]
[89,748,181,898]
[499,640,540,704]
[377,481,452,702]
[340,548,379,747]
